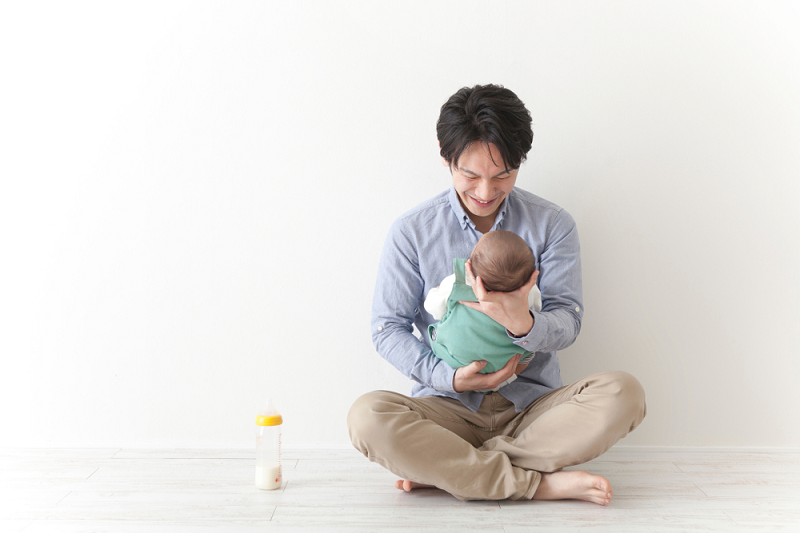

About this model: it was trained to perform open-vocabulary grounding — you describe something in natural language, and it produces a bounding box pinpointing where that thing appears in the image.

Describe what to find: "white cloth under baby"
[424,274,542,320]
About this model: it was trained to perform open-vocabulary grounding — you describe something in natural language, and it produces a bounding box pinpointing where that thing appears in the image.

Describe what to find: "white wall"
[1,1,798,448]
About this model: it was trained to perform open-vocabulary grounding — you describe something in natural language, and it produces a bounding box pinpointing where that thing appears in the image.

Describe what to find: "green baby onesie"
[428,258,533,374]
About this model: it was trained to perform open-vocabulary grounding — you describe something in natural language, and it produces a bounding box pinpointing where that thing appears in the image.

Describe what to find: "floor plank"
[20,520,276,532]
[498,507,739,531]
[270,506,505,531]
[0,520,34,533]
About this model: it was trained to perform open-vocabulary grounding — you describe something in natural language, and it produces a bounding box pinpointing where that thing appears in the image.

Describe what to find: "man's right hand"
[453,354,521,393]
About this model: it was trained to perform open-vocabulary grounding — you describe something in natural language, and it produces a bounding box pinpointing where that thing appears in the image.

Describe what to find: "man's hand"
[460,261,539,337]
[453,354,521,392]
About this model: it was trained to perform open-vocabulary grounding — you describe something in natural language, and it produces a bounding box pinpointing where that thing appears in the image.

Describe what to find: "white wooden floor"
[2,447,799,532]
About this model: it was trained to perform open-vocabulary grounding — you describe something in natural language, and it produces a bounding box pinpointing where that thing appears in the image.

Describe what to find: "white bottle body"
[255,424,281,490]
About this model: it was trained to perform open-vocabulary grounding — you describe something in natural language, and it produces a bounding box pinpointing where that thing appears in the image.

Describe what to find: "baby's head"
[469,230,536,292]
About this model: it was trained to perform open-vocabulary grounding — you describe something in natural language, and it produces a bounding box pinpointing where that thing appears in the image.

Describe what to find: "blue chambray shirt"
[371,186,584,413]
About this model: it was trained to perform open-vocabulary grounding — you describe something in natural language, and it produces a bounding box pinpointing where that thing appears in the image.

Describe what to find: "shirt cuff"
[431,359,457,393]
[507,310,548,351]
[507,310,534,338]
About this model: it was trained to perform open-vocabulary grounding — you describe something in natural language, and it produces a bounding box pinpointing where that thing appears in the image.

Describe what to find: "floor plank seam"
[672,461,687,474]
[53,491,71,507]
[84,468,99,480]
[722,510,741,526]
[692,480,710,498]
[269,506,276,521]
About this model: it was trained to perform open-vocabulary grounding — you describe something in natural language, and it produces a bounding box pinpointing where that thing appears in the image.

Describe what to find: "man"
[348,84,646,504]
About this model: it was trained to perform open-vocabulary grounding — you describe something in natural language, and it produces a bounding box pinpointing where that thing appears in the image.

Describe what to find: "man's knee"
[347,390,401,454]
[605,370,647,429]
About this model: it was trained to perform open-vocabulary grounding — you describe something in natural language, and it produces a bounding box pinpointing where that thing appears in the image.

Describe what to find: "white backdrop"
[1,1,798,448]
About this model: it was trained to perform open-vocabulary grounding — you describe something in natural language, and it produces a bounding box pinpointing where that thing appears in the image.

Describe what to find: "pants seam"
[408,399,491,432]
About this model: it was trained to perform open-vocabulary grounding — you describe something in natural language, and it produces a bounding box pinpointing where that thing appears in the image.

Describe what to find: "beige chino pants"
[347,370,646,501]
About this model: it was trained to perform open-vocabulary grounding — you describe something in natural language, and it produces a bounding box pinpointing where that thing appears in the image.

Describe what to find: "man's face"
[447,142,518,224]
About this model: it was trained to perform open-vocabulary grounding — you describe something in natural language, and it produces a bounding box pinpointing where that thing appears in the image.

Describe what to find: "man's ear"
[438,141,451,168]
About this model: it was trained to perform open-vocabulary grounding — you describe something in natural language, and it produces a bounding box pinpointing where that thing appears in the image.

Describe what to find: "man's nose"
[477,179,492,199]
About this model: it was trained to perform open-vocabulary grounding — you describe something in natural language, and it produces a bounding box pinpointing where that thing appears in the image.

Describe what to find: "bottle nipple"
[256,398,282,426]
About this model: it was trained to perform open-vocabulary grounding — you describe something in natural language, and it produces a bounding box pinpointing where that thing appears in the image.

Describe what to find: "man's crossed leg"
[347,370,646,504]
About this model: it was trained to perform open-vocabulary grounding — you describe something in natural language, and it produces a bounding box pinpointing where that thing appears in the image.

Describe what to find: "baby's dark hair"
[469,230,536,292]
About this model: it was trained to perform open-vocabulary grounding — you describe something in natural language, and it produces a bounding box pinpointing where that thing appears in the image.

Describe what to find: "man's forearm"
[509,307,581,353]
[372,321,456,393]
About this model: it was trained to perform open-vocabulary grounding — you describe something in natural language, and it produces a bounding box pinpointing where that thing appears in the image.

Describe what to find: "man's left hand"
[460,261,538,337]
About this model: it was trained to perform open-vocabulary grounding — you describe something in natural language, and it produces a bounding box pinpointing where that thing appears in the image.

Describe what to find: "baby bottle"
[255,398,282,490]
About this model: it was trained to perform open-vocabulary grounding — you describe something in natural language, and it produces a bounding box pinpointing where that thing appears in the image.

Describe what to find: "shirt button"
[575,306,580,312]
[377,326,383,331]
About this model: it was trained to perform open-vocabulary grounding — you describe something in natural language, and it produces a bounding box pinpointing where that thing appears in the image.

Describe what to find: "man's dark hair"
[437,84,533,171]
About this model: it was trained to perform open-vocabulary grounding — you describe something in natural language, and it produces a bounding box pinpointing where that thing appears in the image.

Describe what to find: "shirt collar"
[447,187,511,231]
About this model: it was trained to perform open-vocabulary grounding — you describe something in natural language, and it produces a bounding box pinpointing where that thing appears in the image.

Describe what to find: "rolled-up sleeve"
[371,218,457,393]
[509,209,583,353]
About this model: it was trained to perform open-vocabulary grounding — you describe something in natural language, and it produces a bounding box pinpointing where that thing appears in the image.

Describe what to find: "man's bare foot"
[533,470,613,506]
[394,479,436,492]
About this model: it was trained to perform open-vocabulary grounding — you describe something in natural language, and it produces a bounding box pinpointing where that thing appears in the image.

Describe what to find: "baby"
[424,230,542,391]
